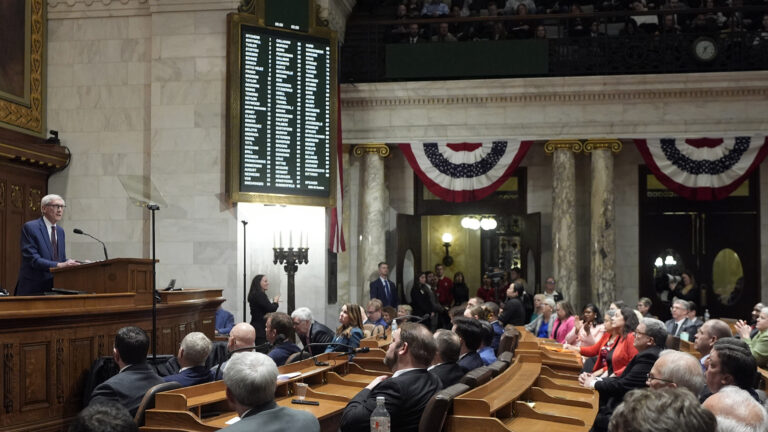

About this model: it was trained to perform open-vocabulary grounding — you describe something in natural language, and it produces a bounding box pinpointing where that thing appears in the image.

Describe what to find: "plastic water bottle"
[704,309,710,321]
[370,396,390,432]
[391,318,398,333]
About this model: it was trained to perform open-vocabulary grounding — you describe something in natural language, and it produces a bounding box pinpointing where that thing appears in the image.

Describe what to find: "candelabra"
[273,246,309,314]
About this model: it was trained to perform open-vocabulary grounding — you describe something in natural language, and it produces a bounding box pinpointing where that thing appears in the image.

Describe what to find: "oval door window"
[712,248,744,306]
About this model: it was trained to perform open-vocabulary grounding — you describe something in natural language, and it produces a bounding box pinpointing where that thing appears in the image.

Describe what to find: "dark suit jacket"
[429,362,464,388]
[163,365,212,387]
[499,298,526,326]
[249,290,279,341]
[340,369,442,432]
[370,278,398,308]
[592,346,662,432]
[298,321,335,355]
[665,317,689,336]
[16,217,67,296]
[458,351,484,372]
[88,363,165,416]
[220,401,320,432]
[268,342,301,366]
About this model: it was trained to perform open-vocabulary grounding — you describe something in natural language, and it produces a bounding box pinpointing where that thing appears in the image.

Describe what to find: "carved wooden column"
[353,144,390,302]
[545,140,582,304]
[585,140,622,313]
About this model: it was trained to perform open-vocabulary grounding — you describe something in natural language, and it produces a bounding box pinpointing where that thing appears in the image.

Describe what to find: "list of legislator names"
[239,26,331,197]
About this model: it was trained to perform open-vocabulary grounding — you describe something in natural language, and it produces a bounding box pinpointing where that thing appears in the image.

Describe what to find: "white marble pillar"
[354,144,391,304]
[546,141,581,305]
[586,140,622,312]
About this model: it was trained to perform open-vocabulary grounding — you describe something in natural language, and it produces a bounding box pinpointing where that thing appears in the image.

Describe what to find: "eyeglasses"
[366,310,377,315]
[634,330,648,337]
[46,204,66,209]
[646,373,675,384]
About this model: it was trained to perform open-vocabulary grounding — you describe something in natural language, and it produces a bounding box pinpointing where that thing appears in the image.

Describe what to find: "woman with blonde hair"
[325,303,365,353]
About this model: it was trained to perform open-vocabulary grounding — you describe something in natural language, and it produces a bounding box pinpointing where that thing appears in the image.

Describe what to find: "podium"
[51,258,155,305]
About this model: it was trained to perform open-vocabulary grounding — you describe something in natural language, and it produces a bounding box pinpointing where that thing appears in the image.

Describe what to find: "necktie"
[383,279,390,300]
[674,322,680,336]
[51,226,59,261]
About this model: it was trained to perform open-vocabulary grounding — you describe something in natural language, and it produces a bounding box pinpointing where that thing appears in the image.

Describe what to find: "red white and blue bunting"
[399,141,533,202]
[635,136,768,200]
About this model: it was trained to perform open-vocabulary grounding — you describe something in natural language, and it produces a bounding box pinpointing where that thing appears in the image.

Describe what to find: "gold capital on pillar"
[352,143,391,158]
[544,140,583,154]
[584,139,623,153]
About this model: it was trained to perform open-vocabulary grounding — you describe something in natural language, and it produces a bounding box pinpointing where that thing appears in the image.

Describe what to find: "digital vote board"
[227,13,337,206]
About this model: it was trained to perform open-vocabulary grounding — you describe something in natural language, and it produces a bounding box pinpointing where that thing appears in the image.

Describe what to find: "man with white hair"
[16,193,79,295]
[291,307,334,355]
[609,388,716,432]
[218,352,319,432]
[646,350,706,396]
[164,332,213,387]
[665,299,692,339]
[703,386,768,432]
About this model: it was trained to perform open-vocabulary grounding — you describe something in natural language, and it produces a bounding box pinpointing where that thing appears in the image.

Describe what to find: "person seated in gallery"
[265,312,301,367]
[291,307,335,355]
[609,388,715,432]
[340,322,442,432]
[87,326,165,416]
[163,332,213,387]
[700,337,760,402]
[219,352,320,432]
[478,321,498,366]
[428,329,465,387]
[211,322,256,380]
[499,282,527,327]
[216,304,235,335]
[703,386,768,431]
[482,301,504,350]
[69,400,138,432]
[452,316,484,372]
[364,299,389,328]
[735,306,768,368]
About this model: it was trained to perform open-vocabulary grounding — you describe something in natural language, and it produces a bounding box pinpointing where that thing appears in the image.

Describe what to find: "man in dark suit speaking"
[370,261,398,308]
[16,194,79,295]
[341,322,442,432]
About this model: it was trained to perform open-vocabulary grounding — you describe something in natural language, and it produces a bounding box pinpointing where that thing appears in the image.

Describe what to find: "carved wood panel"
[19,342,50,411]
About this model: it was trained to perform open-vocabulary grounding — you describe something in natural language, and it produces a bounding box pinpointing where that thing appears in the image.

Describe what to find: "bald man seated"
[646,350,705,396]
[693,319,732,372]
[703,386,768,432]
[211,322,256,380]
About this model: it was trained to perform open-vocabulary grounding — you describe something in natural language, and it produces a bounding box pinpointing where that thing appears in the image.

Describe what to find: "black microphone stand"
[241,220,248,323]
[147,203,160,363]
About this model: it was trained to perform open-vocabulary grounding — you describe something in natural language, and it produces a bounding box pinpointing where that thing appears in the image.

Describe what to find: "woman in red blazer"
[573,307,639,380]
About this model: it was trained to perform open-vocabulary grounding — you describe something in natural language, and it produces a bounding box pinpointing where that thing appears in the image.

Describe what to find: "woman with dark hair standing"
[325,303,365,352]
[671,271,700,303]
[247,274,280,346]
[452,272,469,306]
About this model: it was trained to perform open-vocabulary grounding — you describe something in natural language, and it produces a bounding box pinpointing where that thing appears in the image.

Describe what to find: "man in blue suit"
[16,194,79,296]
[370,261,398,308]
[163,332,213,387]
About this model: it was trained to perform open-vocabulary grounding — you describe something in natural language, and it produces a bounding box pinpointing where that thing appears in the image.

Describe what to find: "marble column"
[585,140,622,312]
[354,144,391,304]
[546,140,581,305]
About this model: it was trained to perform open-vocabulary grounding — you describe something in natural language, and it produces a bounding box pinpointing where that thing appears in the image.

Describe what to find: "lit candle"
[279,232,283,248]
[300,231,303,249]
[273,232,276,248]
[289,231,293,248]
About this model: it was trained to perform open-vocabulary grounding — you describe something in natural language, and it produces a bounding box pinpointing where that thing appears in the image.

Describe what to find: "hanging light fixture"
[480,217,497,230]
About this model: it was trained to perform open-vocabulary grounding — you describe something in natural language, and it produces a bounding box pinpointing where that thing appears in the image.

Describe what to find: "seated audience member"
[326,303,365,353]
[365,299,389,328]
[500,282,527,326]
[212,322,256,380]
[543,277,563,302]
[568,309,617,374]
[735,306,768,368]
[685,301,704,333]
[524,297,556,337]
[68,400,138,432]
[528,293,545,323]
[585,318,667,432]
[216,305,235,335]
[750,302,764,327]
[476,275,495,302]
[405,23,426,43]
[88,326,165,416]
[666,299,696,341]
[552,300,576,344]
[397,304,413,318]
[478,321,497,365]
[646,350,706,395]
[163,332,213,387]
[432,22,458,41]
[505,0,537,14]
[340,323,442,432]
[421,0,449,17]
[535,25,548,39]
[694,319,733,371]
[482,301,504,350]
[452,316,484,372]
[382,306,397,326]
[429,329,465,387]
[265,312,301,366]
[702,337,760,402]
[608,388,716,432]
[565,303,605,348]
[582,307,638,377]
[636,297,655,318]
[291,307,334,355]
[220,352,320,432]
[464,304,486,320]
[467,296,485,309]
[702,386,768,432]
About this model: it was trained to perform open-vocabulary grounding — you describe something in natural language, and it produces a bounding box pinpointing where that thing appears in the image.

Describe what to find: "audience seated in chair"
[291,307,335,355]
[452,316,484,372]
[702,385,768,432]
[265,312,301,367]
[646,350,705,395]
[428,329,465,387]
[478,321,497,366]
[211,322,256,380]
[609,387,716,432]
[69,400,138,432]
[693,319,732,372]
[87,326,165,417]
[701,337,761,402]
[163,332,213,387]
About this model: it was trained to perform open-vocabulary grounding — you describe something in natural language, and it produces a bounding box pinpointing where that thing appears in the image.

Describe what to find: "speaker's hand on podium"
[56,259,80,268]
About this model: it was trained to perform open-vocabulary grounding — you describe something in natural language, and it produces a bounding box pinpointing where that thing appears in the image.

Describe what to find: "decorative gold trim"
[584,139,623,153]
[0,142,68,165]
[0,0,45,136]
[544,140,583,154]
[352,143,390,158]
[10,185,23,209]
[28,188,41,212]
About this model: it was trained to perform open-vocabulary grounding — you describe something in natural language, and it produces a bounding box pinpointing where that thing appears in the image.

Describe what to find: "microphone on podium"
[73,228,109,261]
